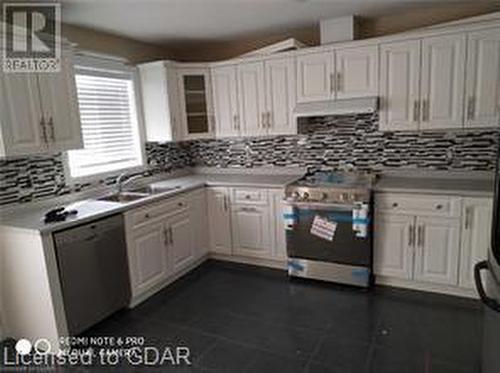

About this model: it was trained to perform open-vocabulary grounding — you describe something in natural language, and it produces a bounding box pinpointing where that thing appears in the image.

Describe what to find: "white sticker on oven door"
[310,215,337,241]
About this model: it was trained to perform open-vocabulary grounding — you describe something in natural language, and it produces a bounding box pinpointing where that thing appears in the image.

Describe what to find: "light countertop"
[374,171,495,197]
[0,172,303,233]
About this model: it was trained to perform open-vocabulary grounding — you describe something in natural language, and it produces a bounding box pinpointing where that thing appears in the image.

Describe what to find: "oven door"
[285,202,372,267]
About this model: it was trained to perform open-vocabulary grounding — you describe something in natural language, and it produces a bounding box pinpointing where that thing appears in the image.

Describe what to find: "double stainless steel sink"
[98,185,182,203]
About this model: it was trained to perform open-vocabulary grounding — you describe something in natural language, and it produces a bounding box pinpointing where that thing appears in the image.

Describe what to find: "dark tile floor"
[1,260,485,372]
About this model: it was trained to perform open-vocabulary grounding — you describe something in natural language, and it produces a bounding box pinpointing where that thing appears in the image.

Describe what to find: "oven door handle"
[284,201,358,211]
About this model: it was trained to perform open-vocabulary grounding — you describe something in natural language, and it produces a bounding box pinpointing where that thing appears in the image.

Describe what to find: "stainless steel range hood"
[294,97,378,118]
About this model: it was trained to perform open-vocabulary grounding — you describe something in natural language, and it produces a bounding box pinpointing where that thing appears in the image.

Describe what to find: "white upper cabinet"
[237,61,267,136]
[335,45,378,99]
[465,28,500,128]
[0,71,44,156]
[0,45,82,157]
[296,51,334,103]
[379,40,421,131]
[264,57,296,135]
[420,33,466,130]
[460,198,493,289]
[212,65,240,138]
[139,61,181,142]
[37,50,83,152]
[413,216,460,286]
[177,67,214,139]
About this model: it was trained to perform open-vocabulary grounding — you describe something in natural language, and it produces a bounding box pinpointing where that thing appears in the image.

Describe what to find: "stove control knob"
[320,192,328,201]
[301,192,310,201]
[291,192,300,201]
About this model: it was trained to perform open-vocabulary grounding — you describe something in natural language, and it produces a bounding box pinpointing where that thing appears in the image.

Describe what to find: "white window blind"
[67,58,143,179]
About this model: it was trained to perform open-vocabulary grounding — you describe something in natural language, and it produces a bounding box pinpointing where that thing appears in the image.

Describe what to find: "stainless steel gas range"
[284,172,375,287]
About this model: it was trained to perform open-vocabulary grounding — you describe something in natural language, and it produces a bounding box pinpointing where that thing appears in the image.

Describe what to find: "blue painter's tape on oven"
[351,268,369,281]
[288,260,304,272]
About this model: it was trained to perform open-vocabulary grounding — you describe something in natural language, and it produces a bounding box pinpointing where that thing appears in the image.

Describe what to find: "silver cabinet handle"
[233,114,239,130]
[40,116,48,143]
[240,206,258,212]
[336,72,342,92]
[422,99,429,122]
[261,112,267,128]
[467,97,474,121]
[465,206,473,230]
[163,227,169,246]
[169,226,173,245]
[330,73,336,94]
[267,112,272,129]
[413,100,420,122]
[223,195,228,211]
[48,116,55,142]
[418,225,425,247]
[408,225,413,246]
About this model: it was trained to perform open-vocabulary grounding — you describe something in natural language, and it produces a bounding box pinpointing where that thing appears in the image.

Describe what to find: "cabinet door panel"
[207,187,232,254]
[270,190,287,259]
[212,65,240,137]
[188,189,208,259]
[296,51,333,102]
[460,198,493,289]
[38,50,83,151]
[421,33,466,129]
[414,216,460,285]
[0,70,44,155]
[169,213,194,273]
[379,40,421,131]
[232,206,271,258]
[130,221,169,296]
[374,214,414,279]
[238,62,266,136]
[465,28,500,128]
[177,68,213,139]
[265,57,296,135]
[335,45,378,98]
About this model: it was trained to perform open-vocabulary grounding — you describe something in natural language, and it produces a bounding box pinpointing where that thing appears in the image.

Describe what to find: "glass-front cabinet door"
[177,67,214,139]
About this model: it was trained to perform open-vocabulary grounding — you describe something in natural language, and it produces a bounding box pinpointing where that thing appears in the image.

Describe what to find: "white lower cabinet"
[374,213,414,280]
[207,187,232,254]
[231,204,271,258]
[169,212,194,273]
[127,218,170,299]
[270,189,287,259]
[188,189,209,259]
[459,198,493,288]
[413,216,460,286]
[375,192,493,296]
[125,191,199,303]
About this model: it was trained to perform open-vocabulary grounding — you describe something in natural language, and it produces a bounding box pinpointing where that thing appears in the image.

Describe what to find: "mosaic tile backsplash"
[1,113,498,206]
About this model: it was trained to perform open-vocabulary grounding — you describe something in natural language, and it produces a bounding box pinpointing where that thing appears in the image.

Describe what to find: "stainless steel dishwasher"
[53,214,131,335]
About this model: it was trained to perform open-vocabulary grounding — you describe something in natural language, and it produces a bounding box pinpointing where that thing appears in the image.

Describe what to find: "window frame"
[64,52,147,184]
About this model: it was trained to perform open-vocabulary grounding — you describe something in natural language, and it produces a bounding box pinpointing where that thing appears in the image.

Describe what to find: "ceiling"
[60,0,478,45]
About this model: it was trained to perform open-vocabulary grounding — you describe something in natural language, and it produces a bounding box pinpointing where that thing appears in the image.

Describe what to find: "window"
[67,55,144,179]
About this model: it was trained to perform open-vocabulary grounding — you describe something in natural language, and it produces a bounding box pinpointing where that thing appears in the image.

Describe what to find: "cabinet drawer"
[131,196,188,227]
[232,188,268,204]
[375,193,461,218]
